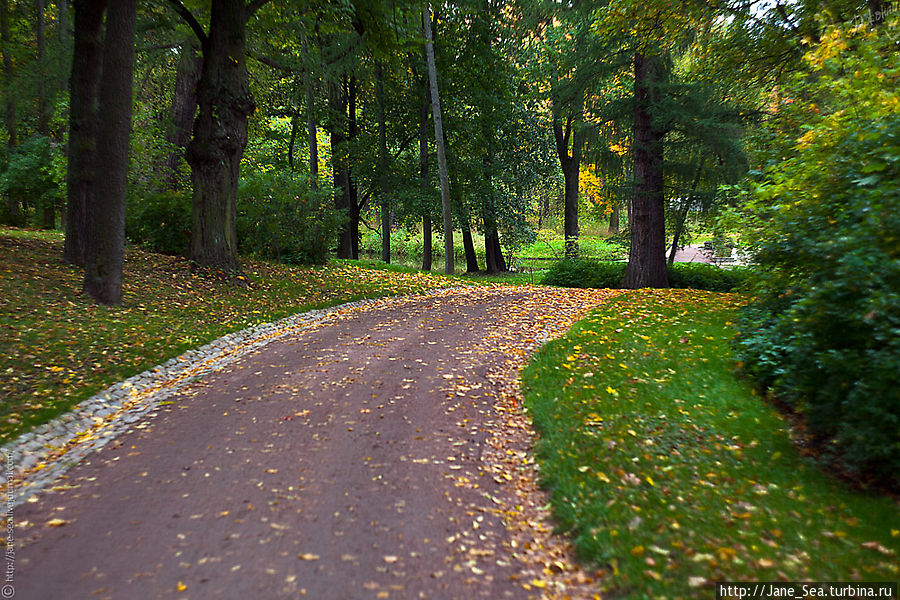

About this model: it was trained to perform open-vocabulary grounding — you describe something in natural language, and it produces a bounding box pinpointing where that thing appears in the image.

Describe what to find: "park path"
[12,286,618,600]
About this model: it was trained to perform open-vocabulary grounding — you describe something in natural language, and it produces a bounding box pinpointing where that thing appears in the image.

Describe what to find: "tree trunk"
[624,52,668,289]
[553,104,582,259]
[419,88,431,271]
[423,4,453,275]
[288,91,299,171]
[83,0,135,305]
[609,201,620,234]
[348,75,359,260]
[56,0,69,92]
[667,158,704,265]
[1,0,22,226]
[64,0,105,265]
[36,0,48,135]
[461,224,478,273]
[165,40,200,190]
[36,0,56,229]
[302,33,318,189]
[376,62,391,264]
[186,0,254,273]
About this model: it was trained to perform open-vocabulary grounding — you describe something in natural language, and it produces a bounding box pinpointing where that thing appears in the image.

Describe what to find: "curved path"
[12,287,617,600]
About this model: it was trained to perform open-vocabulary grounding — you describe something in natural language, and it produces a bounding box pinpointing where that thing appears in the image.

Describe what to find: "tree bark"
[330,78,353,259]
[302,33,318,189]
[553,107,582,259]
[419,87,431,271]
[347,75,359,260]
[165,40,200,190]
[64,0,105,265]
[1,0,22,226]
[186,0,254,273]
[83,0,135,304]
[461,224,479,273]
[423,4,453,275]
[609,201,620,234]
[376,61,391,264]
[36,0,56,228]
[624,52,668,289]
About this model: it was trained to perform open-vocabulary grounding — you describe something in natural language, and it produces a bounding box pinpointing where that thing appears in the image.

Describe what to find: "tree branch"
[163,0,207,46]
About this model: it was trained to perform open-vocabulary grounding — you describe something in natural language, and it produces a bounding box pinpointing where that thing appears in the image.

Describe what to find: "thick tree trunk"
[1,0,22,226]
[330,77,354,259]
[376,62,391,264]
[624,52,668,289]
[461,224,478,273]
[36,0,55,229]
[83,0,135,305]
[186,0,254,273]
[165,40,200,190]
[423,4,453,275]
[419,90,431,271]
[484,228,506,274]
[64,0,105,265]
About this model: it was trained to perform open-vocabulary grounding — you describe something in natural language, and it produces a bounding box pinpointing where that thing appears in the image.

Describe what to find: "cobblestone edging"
[1,293,458,512]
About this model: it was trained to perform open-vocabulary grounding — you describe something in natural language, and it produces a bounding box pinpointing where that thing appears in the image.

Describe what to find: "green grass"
[0,228,478,444]
[522,290,899,598]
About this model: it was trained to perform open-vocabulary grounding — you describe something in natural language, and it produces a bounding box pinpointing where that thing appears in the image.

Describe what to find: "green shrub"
[0,136,63,227]
[668,262,750,292]
[542,259,748,291]
[541,259,626,288]
[734,24,900,486]
[125,189,191,255]
[237,171,345,265]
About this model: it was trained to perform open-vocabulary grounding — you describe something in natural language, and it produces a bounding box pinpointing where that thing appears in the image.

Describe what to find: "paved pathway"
[11,287,617,600]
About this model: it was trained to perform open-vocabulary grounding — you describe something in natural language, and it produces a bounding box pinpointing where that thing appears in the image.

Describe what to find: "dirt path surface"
[12,286,617,600]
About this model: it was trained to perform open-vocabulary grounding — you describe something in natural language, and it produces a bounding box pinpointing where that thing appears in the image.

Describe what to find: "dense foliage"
[735,24,900,485]
[543,258,749,292]
[125,189,192,256]
[237,172,345,265]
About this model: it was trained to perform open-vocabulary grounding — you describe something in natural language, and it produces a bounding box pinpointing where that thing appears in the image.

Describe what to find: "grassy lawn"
[521,290,899,598]
[0,228,469,444]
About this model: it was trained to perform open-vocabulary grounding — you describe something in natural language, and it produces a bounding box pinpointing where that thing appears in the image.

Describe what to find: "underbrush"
[542,259,750,292]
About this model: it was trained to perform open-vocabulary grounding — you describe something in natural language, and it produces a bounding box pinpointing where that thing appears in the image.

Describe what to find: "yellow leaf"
[46,518,69,527]
[630,545,645,556]
[645,475,655,486]
[530,579,547,588]
[177,581,187,592]
[298,553,320,561]
[596,472,611,483]
[606,386,619,396]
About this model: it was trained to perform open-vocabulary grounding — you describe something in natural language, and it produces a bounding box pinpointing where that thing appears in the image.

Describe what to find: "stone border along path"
[1,291,476,512]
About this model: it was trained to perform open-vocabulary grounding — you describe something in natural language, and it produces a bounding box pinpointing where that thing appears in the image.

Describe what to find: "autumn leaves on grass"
[522,289,900,597]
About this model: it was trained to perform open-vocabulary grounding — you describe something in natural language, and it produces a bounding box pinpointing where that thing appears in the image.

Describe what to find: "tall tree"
[64,0,105,266]
[623,51,668,288]
[1,0,21,225]
[166,0,271,273]
[423,3,453,275]
[82,0,136,304]
[163,39,201,190]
